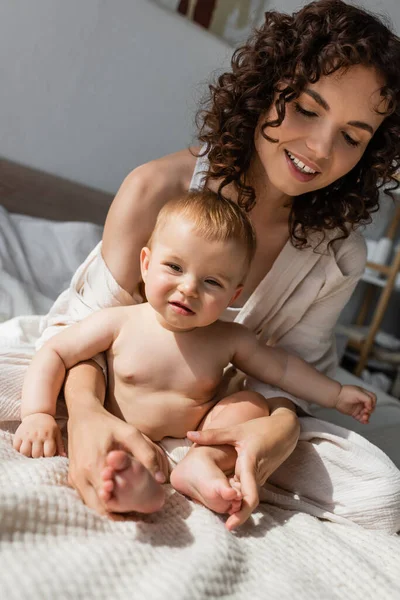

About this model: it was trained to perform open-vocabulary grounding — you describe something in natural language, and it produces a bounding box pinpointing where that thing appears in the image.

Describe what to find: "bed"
[0,159,399,600]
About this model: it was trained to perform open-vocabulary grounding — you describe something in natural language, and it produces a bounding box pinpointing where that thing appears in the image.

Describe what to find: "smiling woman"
[199,1,400,249]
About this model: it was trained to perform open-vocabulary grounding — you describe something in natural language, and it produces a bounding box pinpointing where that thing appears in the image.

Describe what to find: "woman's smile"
[284,149,320,183]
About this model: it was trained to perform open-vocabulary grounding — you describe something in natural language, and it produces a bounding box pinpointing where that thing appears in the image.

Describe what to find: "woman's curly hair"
[197,0,400,247]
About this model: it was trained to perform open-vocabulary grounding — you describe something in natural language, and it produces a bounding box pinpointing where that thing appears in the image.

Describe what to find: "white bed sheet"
[0,206,399,600]
[0,205,102,320]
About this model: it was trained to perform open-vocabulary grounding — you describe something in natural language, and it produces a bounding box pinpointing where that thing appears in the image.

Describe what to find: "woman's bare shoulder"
[102,147,200,294]
[125,147,200,198]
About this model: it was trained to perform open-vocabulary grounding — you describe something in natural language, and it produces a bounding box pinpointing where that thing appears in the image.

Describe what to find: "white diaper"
[158,437,193,471]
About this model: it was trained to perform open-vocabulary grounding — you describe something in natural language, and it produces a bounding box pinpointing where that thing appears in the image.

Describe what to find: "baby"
[14,190,376,530]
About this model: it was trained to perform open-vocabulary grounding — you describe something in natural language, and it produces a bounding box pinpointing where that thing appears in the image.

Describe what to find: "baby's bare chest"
[109,325,230,398]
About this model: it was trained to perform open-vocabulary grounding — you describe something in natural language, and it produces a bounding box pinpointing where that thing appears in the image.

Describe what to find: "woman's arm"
[188,233,367,527]
[188,397,300,528]
[65,363,170,515]
[102,148,198,293]
[64,149,198,512]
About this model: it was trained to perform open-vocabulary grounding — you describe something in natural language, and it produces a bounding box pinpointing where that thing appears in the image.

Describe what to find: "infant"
[14,190,376,530]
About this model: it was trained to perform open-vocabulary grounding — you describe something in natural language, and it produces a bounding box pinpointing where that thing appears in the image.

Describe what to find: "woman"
[61,0,400,529]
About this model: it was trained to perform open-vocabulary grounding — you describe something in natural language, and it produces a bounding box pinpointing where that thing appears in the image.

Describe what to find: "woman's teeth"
[286,151,317,174]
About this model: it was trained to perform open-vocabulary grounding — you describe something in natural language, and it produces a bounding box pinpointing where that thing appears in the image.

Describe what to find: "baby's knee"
[218,390,270,418]
[238,391,270,416]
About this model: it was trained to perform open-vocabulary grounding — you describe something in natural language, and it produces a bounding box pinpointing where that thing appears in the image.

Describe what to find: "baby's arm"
[230,326,376,423]
[14,307,126,457]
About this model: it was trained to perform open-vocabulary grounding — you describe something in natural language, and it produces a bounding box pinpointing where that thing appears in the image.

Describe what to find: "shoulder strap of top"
[189,147,210,191]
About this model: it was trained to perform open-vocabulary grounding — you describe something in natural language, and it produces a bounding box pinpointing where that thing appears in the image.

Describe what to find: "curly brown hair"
[197,0,400,247]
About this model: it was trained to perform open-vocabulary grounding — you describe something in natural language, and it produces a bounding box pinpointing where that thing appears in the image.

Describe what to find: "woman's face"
[254,65,387,197]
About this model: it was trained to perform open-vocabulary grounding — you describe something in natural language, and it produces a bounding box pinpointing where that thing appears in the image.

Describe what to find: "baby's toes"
[101,466,115,482]
[102,479,114,494]
[228,498,242,515]
[98,481,114,503]
[229,477,242,497]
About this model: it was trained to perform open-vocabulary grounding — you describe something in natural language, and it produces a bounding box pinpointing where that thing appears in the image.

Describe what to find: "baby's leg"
[170,391,270,516]
[99,442,168,514]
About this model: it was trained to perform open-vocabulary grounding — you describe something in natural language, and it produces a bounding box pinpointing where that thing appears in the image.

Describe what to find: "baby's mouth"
[169,301,195,315]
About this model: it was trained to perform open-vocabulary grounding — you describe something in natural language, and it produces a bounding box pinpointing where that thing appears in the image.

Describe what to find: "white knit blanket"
[0,210,400,599]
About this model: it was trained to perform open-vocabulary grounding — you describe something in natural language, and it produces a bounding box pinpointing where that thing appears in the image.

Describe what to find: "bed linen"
[0,206,399,600]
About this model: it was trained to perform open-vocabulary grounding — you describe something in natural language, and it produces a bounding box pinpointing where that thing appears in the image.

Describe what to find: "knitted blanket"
[0,216,400,598]
[0,425,400,599]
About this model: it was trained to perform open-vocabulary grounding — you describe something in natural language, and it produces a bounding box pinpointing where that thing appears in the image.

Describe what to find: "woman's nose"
[305,126,334,160]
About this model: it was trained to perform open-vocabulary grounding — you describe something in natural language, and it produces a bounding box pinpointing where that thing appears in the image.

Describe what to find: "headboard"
[0,157,113,225]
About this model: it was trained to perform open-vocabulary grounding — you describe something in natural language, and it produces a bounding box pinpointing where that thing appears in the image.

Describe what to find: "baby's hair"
[150,190,257,270]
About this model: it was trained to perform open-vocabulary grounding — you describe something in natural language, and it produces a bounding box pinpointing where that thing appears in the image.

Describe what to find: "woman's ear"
[140,247,151,282]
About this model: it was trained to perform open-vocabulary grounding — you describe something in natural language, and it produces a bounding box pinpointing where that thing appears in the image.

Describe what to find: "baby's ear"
[230,285,243,304]
[140,247,151,281]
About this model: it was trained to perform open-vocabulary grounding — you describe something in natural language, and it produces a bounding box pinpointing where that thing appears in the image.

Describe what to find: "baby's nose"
[178,277,198,296]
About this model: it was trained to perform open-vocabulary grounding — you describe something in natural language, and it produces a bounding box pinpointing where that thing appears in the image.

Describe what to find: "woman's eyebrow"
[347,120,374,135]
[304,89,374,135]
[304,89,330,110]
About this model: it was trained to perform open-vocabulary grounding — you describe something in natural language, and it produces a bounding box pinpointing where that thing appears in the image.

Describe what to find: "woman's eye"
[167,263,182,272]
[294,103,317,118]
[342,132,360,148]
[205,279,222,288]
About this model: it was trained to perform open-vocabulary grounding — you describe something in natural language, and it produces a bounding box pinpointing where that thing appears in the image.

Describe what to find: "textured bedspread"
[0,428,400,600]
[0,207,400,599]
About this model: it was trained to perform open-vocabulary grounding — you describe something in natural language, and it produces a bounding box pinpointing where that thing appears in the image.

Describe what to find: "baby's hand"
[335,385,377,424]
[13,413,66,458]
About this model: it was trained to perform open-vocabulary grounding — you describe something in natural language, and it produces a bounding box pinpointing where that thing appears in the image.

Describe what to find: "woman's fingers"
[81,485,109,516]
[69,471,109,516]
[120,427,167,482]
[226,454,259,531]
[187,426,237,446]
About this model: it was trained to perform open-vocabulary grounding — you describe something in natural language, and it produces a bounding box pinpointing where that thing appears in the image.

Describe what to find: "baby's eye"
[205,279,222,288]
[166,263,182,272]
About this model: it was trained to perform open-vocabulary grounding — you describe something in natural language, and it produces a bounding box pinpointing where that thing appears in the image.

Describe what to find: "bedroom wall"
[0,0,398,194]
[269,0,400,32]
[155,1,400,46]
[0,0,231,193]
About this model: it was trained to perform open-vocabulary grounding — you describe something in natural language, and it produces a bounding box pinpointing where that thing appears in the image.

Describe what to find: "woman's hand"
[187,401,300,530]
[64,361,168,516]
[67,403,168,515]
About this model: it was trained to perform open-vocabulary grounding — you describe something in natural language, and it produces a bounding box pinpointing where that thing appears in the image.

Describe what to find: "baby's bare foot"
[170,453,242,516]
[99,450,165,514]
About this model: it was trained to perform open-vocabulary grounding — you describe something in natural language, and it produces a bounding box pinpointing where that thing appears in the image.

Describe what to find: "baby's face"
[141,216,246,331]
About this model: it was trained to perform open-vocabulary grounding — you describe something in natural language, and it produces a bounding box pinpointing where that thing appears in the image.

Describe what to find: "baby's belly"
[107,387,218,441]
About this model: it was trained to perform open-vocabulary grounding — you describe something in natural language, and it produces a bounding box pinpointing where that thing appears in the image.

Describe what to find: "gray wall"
[0,0,231,193]
[273,0,399,31]
[0,0,398,194]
